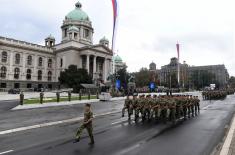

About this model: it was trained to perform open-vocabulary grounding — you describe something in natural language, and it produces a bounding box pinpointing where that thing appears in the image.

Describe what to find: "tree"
[229,76,235,88]
[58,65,92,92]
[133,68,151,88]
[116,66,130,90]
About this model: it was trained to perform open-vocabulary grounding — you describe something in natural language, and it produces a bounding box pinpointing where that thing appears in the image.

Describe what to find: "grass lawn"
[23,95,97,105]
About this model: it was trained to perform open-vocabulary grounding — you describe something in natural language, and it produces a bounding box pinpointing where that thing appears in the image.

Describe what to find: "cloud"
[0,0,234,76]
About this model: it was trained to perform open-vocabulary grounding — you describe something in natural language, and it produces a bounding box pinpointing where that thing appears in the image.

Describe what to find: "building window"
[60,58,63,67]
[0,66,7,78]
[84,29,89,38]
[48,71,52,81]
[0,83,7,88]
[74,33,78,39]
[15,53,20,64]
[38,57,43,67]
[14,83,20,89]
[27,55,32,65]
[64,28,67,37]
[27,83,32,88]
[1,51,8,63]
[38,70,42,81]
[48,59,52,68]
[14,68,20,79]
[26,69,32,80]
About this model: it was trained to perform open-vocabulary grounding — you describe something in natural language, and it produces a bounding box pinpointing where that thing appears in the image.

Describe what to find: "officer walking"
[74,103,94,145]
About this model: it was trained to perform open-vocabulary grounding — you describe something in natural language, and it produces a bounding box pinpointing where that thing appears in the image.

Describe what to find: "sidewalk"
[220,114,235,155]
[13,97,126,110]
[0,92,79,101]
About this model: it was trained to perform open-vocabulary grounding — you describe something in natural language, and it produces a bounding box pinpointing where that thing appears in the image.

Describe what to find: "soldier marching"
[202,89,235,100]
[122,94,200,123]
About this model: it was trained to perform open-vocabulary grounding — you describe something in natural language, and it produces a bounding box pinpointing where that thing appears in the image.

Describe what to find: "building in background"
[149,57,229,89]
[0,1,113,91]
[113,55,126,73]
[149,62,156,71]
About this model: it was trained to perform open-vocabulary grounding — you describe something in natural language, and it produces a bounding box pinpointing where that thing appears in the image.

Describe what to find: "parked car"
[8,89,20,94]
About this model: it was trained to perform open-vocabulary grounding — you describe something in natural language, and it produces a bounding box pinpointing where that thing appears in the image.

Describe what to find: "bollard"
[56,92,60,102]
[40,92,44,104]
[68,91,71,102]
[79,90,82,100]
[96,90,99,99]
[20,91,24,105]
[88,90,91,100]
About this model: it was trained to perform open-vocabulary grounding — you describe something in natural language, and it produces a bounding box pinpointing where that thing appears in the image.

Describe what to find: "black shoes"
[89,141,95,145]
[73,138,80,143]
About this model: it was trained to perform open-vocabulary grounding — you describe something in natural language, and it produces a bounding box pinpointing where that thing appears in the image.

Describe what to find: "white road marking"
[111,118,128,125]
[0,150,14,155]
[111,118,135,125]
[220,114,235,155]
[0,110,121,135]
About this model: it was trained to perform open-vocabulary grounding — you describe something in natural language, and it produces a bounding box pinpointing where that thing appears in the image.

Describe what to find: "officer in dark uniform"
[40,91,44,104]
[56,92,60,102]
[20,91,24,105]
[68,91,72,102]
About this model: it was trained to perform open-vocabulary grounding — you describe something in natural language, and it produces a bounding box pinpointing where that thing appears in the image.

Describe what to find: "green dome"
[66,2,89,21]
[46,34,55,40]
[68,26,79,31]
[100,36,109,42]
[113,55,123,63]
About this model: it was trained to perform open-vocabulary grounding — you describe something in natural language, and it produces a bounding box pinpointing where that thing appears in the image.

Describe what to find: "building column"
[104,58,108,82]
[93,56,97,75]
[86,55,90,74]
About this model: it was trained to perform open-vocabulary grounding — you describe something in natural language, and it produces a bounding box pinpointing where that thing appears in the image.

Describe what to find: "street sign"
[116,80,121,89]
[150,82,155,89]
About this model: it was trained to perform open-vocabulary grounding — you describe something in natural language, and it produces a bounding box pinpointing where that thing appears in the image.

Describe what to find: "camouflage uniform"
[75,109,94,144]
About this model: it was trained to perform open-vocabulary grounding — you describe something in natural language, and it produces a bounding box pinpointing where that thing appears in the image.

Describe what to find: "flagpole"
[176,43,180,87]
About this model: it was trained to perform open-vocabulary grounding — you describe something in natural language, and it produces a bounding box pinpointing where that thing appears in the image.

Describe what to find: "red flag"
[176,43,180,61]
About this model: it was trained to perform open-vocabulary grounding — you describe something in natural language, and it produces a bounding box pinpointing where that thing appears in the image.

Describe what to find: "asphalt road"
[0,100,19,113]
[0,100,123,131]
[1,94,235,155]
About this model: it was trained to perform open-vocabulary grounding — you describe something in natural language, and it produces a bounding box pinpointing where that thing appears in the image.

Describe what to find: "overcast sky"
[0,0,234,75]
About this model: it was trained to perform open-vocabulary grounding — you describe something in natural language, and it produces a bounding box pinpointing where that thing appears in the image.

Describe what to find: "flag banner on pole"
[111,0,118,52]
[176,43,180,61]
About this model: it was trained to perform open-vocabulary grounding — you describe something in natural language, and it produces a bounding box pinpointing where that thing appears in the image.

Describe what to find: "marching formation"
[122,94,200,124]
[202,89,235,100]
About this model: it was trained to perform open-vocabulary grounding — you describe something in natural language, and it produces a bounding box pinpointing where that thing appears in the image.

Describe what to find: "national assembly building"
[0,1,113,91]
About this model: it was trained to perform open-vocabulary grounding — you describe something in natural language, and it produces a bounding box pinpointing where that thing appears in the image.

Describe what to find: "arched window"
[60,58,63,67]
[48,71,52,81]
[27,55,32,65]
[26,69,32,80]
[14,68,20,79]
[48,59,52,68]
[38,70,42,80]
[38,57,43,66]
[1,51,8,63]
[0,66,7,78]
[15,53,21,64]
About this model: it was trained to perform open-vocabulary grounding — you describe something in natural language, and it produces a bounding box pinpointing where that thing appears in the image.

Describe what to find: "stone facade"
[149,57,229,88]
[0,1,113,91]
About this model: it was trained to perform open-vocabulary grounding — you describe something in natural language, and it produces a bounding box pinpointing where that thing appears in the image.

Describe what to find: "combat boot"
[89,136,95,145]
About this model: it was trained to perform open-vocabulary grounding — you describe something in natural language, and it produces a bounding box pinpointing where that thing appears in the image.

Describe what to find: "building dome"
[46,34,55,40]
[113,55,123,63]
[66,1,89,21]
[149,62,156,71]
[100,36,109,42]
[68,26,79,31]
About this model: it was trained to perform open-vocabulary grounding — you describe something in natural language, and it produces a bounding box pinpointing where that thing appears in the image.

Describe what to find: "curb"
[0,110,121,135]
[220,114,235,155]
[12,97,125,110]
